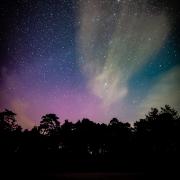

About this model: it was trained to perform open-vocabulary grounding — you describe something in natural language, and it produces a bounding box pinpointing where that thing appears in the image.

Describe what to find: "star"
[0,0,179,129]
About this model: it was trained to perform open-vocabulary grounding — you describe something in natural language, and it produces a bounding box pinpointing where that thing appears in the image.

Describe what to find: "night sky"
[0,0,179,129]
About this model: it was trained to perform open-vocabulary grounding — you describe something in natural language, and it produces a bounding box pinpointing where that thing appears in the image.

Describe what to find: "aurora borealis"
[0,0,179,129]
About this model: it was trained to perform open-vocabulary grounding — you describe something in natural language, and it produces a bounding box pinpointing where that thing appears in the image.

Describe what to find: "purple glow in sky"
[0,0,179,129]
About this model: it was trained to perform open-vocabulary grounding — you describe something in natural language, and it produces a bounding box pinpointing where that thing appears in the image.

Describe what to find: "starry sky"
[0,0,179,129]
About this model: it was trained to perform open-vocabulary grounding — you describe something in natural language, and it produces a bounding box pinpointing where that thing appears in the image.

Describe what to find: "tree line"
[0,104,179,157]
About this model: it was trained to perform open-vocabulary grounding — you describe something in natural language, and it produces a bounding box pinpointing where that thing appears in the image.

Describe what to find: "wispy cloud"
[138,66,180,118]
[77,0,170,107]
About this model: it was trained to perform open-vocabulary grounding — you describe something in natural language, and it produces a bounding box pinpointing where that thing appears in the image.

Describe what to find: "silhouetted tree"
[134,105,180,153]
[108,118,131,156]
[0,109,21,133]
[38,114,60,136]
[0,109,22,153]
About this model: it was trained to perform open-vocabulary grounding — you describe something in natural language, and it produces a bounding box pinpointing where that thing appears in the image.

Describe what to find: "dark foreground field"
[1,156,179,180]
[1,171,178,180]
[38,172,146,180]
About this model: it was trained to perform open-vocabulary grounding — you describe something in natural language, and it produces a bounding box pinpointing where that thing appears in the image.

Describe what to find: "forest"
[0,105,180,178]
